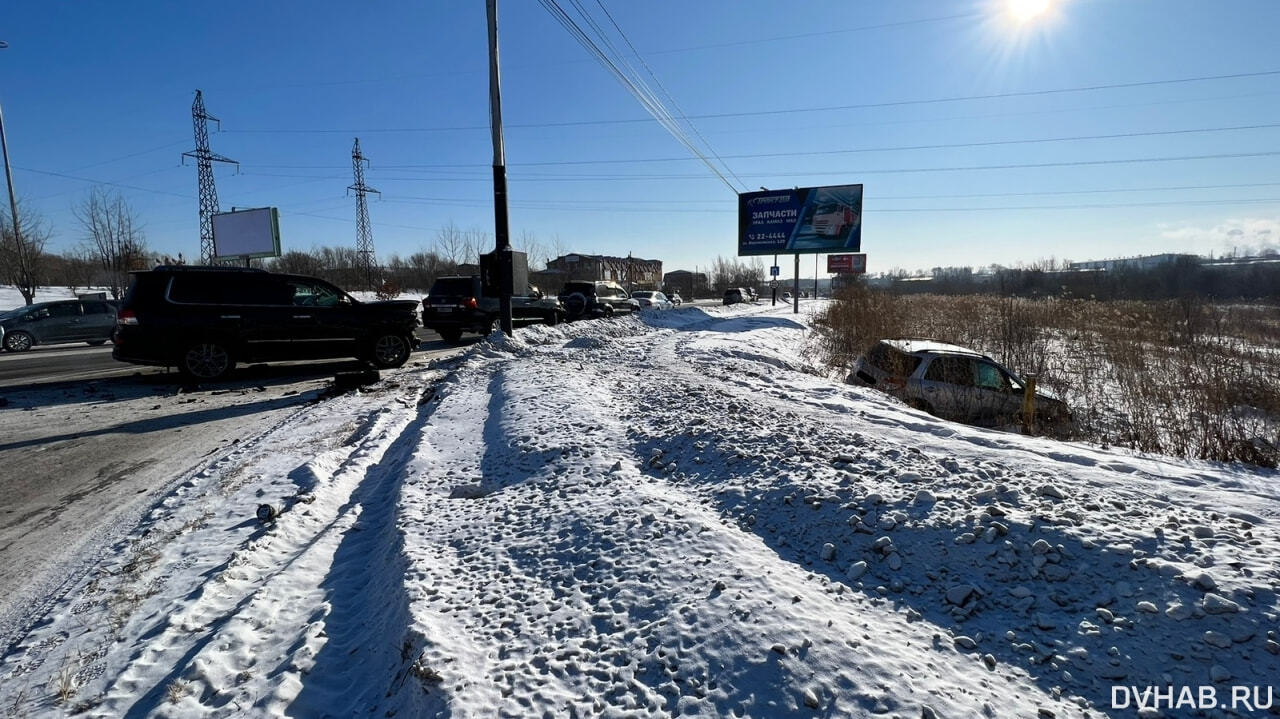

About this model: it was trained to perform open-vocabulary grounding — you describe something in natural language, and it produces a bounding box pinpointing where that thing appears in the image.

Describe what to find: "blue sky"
[3,0,1279,277]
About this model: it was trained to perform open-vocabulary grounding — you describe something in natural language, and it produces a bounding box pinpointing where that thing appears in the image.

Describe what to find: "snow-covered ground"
[1,302,1277,718]
[0,286,108,312]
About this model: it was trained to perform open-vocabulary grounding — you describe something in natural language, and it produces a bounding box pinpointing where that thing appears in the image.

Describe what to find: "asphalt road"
[0,329,473,645]
[0,327,451,390]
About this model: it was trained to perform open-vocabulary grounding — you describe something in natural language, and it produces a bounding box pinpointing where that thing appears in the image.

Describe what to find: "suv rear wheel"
[180,340,233,381]
[370,333,411,369]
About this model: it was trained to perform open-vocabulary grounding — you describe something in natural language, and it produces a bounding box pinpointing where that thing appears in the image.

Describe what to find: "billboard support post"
[793,254,799,314]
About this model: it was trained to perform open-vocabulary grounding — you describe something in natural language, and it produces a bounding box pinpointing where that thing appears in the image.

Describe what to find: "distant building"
[662,269,707,300]
[1069,253,1199,272]
[545,253,663,288]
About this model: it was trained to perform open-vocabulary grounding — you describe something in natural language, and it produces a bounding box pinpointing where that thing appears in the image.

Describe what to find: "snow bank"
[2,302,1277,718]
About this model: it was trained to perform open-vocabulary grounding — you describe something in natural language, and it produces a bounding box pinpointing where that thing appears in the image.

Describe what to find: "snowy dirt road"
[1,302,1277,718]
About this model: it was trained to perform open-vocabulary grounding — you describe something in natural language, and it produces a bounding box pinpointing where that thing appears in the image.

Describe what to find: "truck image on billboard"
[738,184,862,256]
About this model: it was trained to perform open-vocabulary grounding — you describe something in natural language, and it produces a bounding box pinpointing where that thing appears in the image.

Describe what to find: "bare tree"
[549,233,568,264]
[74,187,147,299]
[435,221,465,265]
[463,226,490,265]
[268,249,326,277]
[44,248,97,292]
[516,229,549,270]
[0,200,51,305]
[709,255,764,294]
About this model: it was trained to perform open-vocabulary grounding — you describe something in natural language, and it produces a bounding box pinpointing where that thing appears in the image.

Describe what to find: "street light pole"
[485,0,514,336]
[0,41,21,269]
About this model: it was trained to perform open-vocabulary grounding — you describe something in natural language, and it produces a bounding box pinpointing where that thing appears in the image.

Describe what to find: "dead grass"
[814,290,1280,467]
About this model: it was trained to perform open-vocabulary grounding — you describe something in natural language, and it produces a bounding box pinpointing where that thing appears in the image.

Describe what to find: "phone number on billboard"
[748,233,787,241]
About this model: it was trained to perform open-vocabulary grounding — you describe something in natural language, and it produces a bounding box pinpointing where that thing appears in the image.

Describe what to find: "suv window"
[867,343,923,377]
[288,279,345,307]
[82,301,114,315]
[169,274,286,305]
[430,277,479,297]
[562,282,595,295]
[168,275,230,304]
[975,361,1009,391]
[924,355,975,386]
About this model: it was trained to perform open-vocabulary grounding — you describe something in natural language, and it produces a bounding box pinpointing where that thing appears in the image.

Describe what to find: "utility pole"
[183,91,238,264]
[349,138,379,290]
[0,42,21,276]
[486,0,514,336]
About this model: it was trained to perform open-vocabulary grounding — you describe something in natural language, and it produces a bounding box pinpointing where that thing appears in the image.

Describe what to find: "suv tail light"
[464,297,478,309]
[117,309,139,326]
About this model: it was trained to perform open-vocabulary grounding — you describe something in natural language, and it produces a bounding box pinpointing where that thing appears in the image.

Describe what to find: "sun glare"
[1007,0,1051,22]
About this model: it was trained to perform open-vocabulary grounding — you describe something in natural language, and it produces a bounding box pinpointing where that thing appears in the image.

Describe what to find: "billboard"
[212,207,282,260]
[827,253,867,274]
[738,184,862,256]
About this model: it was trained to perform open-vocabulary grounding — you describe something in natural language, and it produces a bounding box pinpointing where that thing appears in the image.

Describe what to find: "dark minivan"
[112,266,420,380]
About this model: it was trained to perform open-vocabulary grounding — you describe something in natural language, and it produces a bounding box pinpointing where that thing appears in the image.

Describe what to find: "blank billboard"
[212,207,281,260]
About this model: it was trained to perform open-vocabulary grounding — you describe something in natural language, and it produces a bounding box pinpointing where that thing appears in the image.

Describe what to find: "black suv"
[422,276,565,342]
[558,281,639,321]
[112,266,420,380]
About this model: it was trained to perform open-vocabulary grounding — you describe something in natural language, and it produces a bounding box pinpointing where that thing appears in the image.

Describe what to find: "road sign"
[769,280,777,288]
[770,265,780,276]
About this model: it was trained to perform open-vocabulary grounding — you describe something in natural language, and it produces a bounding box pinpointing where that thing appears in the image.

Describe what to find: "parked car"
[630,290,674,310]
[558,281,639,320]
[112,265,420,380]
[782,291,793,302]
[723,288,745,305]
[421,276,565,342]
[848,338,1073,433]
[0,298,118,352]
[668,292,683,306]
[744,287,758,302]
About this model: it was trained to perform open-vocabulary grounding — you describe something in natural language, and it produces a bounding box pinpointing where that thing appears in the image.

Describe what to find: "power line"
[16,166,194,199]
[376,180,1280,207]
[646,12,981,56]
[589,0,747,190]
[536,0,742,193]
[872,198,1280,213]
[310,121,1279,169]
[254,149,1280,181]
[221,68,1280,135]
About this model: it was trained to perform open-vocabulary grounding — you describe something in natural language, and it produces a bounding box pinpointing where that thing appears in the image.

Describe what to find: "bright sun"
[1007,0,1051,22]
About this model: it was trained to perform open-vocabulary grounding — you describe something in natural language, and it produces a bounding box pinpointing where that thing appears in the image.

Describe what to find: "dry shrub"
[813,289,1280,467]
[374,280,402,301]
